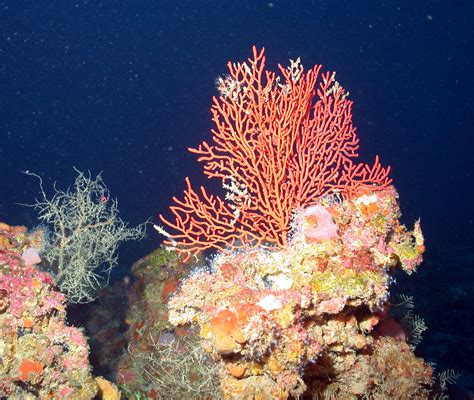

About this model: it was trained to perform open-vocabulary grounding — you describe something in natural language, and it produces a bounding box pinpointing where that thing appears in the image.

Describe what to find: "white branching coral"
[138,335,221,400]
[24,168,146,303]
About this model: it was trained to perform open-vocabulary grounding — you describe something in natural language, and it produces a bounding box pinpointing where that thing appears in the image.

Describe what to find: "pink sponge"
[303,205,339,243]
[21,248,41,266]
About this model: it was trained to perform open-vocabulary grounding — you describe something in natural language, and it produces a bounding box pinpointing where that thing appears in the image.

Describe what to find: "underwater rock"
[0,222,116,399]
[167,187,435,398]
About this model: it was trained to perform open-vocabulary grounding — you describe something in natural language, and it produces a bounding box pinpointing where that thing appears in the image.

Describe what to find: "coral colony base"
[166,186,432,398]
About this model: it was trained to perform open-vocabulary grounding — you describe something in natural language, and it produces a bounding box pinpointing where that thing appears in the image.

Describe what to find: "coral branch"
[24,169,146,302]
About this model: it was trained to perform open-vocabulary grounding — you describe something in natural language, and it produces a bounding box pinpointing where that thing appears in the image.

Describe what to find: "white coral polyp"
[257,295,283,311]
[355,193,378,205]
[268,273,293,290]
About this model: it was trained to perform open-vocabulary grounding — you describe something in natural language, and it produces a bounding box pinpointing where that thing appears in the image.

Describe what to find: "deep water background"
[1,0,473,395]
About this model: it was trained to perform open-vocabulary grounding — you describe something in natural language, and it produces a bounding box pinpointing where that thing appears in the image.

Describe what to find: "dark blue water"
[1,0,473,394]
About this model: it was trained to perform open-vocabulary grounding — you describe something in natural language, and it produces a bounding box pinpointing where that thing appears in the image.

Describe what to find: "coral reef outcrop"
[167,187,434,399]
[0,222,119,399]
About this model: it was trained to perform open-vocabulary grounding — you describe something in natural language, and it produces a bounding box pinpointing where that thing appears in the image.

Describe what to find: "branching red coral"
[160,46,391,260]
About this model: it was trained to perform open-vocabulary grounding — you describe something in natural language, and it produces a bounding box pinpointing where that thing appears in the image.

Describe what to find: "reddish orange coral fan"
[160,47,391,260]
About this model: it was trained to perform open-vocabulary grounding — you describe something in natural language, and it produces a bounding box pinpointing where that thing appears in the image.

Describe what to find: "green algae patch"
[147,247,179,267]
[370,213,389,233]
[310,269,386,298]
[392,239,418,262]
